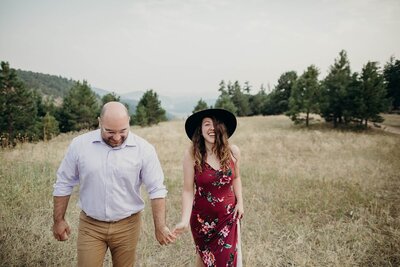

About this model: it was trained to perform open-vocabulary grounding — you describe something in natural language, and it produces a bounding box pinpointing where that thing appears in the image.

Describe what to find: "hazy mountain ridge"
[91,87,139,116]
[15,68,216,118]
[93,88,216,119]
[105,90,217,118]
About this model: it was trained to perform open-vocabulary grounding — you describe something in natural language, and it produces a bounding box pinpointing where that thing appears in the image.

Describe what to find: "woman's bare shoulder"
[229,144,241,159]
[183,145,194,160]
[230,144,240,154]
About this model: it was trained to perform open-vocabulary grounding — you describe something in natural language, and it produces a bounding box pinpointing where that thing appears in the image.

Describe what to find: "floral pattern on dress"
[191,160,239,266]
[196,246,216,267]
[198,185,225,206]
[225,204,235,215]
[211,169,232,188]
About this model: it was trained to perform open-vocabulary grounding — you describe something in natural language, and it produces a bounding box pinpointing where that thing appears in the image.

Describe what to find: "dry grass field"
[382,114,400,128]
[1,115,399,266]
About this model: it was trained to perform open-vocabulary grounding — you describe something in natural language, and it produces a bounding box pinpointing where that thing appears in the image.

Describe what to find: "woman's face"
[201,117,215,144]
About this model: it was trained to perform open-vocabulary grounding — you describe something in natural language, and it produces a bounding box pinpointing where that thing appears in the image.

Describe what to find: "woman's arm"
[173,147,195,235]
[231,144,244,220]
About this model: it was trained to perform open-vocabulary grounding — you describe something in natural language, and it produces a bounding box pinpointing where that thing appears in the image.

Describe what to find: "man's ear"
[98,117,101,128]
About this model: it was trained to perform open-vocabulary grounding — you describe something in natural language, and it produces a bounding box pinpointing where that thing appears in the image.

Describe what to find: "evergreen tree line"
[1,49,399,147]
[193,50,400,128]
[0,61,166,147]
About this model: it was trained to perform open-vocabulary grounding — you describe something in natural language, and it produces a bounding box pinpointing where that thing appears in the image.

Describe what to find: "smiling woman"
[173,108,244,267]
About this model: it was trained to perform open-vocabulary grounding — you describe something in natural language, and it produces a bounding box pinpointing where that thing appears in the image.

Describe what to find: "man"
[52,101,175,266]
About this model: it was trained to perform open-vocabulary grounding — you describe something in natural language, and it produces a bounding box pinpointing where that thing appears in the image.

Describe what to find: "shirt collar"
[124,131,136,147]
[91,129,137,148]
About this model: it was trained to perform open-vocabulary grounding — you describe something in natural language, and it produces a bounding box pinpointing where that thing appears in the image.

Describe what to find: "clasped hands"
[158,203,244,246]
[155,222,189,246]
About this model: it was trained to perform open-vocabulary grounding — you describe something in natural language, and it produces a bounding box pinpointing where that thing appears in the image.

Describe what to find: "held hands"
[172,221,189,237]
[155,221,188,246]
[155,225,177,246]
[52,219,71,241]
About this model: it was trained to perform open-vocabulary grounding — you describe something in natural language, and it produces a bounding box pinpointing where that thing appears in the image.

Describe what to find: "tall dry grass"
[382,114,400,128]
[0,116,399,266]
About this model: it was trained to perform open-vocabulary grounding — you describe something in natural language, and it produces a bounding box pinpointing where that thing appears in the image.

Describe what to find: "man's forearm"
[53,195,71,222]
[151,198,166,228]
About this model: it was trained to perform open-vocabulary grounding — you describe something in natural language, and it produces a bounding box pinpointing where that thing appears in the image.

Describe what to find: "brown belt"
[81,211,136,223]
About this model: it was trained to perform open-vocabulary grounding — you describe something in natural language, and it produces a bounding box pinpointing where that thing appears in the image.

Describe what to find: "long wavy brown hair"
[191,116,231,173]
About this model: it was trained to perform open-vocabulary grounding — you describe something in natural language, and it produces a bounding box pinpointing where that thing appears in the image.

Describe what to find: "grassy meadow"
[0,115,399,266]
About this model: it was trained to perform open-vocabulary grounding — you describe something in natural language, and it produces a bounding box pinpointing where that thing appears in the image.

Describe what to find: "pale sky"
[1,0,399,98]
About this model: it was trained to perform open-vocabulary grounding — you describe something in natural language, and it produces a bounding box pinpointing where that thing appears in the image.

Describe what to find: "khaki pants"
[77,211,141,267]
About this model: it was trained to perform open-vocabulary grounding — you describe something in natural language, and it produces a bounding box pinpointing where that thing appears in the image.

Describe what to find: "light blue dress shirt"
[53,129,167,222]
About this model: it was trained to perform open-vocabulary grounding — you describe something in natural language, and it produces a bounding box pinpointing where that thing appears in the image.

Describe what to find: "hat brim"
[185,109,237,140]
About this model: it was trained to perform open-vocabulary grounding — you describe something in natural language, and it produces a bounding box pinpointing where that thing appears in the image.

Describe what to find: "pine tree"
[230,81,251,116]
[133,89,166,126]
[0,62,38,146]
[42,112,60,141]
[320,50,353,127]
[133,104,148,126]
[58,81,99,132]
[101,92,120,105]
[287,65,320,126]
[192,99,209,113]
[343,72,363,124]
[243,81,251,94]
[249,85,268,116]
[264,71,297,115]
[383,57,400,111]
[218,80,227,95]
[359,62,388,126]
[214,87,237,115]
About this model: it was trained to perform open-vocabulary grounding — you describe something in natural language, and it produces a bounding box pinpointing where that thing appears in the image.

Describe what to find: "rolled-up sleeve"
[53,140,79,196]
[141,145,167,199]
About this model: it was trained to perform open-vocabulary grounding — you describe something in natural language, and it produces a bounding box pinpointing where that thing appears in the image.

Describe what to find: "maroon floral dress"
[190,160,239,267]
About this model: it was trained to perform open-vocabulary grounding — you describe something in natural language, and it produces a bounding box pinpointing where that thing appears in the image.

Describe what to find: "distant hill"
[16,69,76,98]
[157,95,216,118]
[90,87,110,97]
[94,88,216,119]
[15,69,216,118]
[14,70,139,112]
[120,98,138,116]
[92,87,138,115]
[120,91,146,100]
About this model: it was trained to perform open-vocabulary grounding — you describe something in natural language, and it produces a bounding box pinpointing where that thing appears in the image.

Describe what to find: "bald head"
[100,101,129,120]
[99,102,130,147]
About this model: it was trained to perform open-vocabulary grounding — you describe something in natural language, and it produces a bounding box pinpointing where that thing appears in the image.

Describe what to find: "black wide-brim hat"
[185,108,237,140]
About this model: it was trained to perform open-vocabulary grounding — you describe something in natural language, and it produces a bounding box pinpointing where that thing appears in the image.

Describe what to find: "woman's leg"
[196,253,204,267]
[236,221,242,267]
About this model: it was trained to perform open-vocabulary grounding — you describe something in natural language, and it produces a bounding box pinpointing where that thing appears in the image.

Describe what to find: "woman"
[174,108,244,267]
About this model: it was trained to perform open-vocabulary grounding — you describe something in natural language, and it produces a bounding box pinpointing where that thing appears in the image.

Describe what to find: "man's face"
[99,117,130,147]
